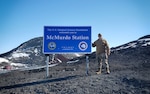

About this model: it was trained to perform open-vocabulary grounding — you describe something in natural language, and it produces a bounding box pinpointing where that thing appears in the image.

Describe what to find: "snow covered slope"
[111,35,150,51]
[0,37,84,69]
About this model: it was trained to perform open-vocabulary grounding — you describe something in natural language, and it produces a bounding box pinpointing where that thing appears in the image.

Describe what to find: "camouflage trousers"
[96,53,110,73]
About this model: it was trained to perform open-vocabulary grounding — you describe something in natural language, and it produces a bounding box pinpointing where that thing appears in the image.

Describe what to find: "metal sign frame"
[43,26,91,77]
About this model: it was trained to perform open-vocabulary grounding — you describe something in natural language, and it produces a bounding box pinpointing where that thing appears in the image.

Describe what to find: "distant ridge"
[139,35,150,39]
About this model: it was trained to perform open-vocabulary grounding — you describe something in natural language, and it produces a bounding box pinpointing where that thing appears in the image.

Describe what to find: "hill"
[0,35,150,94]
[0,37,82,71]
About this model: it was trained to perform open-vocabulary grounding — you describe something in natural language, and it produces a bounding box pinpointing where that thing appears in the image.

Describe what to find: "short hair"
[98,33,102,37]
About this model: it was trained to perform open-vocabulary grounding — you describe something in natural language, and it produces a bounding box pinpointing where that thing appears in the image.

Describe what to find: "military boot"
[96,68,102,74]
[107,69,110,74]
[96,71,101,74]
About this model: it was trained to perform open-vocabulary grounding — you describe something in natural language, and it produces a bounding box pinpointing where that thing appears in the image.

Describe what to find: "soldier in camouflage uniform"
[92,33,110,74]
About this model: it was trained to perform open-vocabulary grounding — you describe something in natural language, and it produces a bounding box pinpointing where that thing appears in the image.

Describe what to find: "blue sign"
[43,26,91,54]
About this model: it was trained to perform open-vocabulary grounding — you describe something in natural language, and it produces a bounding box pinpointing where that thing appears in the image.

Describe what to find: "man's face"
[98,35,102,40]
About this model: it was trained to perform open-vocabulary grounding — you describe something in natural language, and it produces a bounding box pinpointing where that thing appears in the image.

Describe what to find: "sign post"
[46,55,49,77]
[43,26,91,77]
[86,55,89,75]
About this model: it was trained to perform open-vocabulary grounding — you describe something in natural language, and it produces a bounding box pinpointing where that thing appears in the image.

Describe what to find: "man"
[92,33,110,74]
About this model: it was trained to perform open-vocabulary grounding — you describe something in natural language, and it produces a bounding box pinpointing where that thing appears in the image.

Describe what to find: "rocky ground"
[0,47,150,94]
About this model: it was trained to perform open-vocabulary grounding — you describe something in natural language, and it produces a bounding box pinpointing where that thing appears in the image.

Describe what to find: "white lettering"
[47,35,89,40]
[46,35,71,40]
[72,35,89,40]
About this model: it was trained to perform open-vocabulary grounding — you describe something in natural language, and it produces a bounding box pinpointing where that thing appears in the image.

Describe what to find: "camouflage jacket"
[92,38,110,55]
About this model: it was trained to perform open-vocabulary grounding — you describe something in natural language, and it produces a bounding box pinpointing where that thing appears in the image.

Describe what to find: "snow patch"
[138,38,150,46]
[67,60,79,64]
[142,42,150,46]
[10,62,27,67]
[57,58,62,63]
[128,43,137,48]
[0,57,9,63]
[113,37,150,51]
[115,42,137,51]
[34,48,38,53]
[74,53,82,57]
[34,48,39,56]
[11,52,30,58]
[138,38,150,42]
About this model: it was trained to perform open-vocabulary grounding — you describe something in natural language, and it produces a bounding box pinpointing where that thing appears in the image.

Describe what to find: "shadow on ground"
[0,75,78,90]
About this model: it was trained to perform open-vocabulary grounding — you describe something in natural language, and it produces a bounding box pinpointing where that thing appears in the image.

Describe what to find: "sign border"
[43,26,92,54]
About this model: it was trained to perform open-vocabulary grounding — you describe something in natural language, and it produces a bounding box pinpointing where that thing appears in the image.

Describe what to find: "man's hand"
[92,43,96,47]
